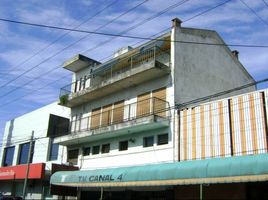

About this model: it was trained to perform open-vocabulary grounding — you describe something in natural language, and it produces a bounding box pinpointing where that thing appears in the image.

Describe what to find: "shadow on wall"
[6,119,14,146]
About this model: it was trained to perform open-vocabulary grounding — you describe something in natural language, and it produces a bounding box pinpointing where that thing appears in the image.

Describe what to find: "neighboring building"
[50,18,268,199]
[0,102,73,199]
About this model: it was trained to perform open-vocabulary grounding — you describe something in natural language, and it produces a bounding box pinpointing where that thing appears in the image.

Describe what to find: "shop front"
[51,154,268,200]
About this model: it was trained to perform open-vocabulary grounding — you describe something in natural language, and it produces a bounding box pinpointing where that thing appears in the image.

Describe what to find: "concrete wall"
[71,75,173,116]
[0,102,70,166]
[67,73,178,169]
[72,127,173,169]
[172,26,255,107]
[0,102,70,199]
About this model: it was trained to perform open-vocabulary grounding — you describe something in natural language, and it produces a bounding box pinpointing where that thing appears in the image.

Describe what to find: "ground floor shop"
[51,154,268,200]
[79,182,268,200]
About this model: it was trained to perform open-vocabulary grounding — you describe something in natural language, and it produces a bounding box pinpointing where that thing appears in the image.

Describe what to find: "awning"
[50,154,268,187]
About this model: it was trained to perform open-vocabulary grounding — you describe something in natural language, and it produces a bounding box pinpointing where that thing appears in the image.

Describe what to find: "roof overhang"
[50,154,268,188]
[63,54,100,72]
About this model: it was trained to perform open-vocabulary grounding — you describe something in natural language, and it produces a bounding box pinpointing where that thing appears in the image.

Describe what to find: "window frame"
[157,133,169,145]
[48,142,59,161]
[143,136,154,147]
[92,145,100,155]
[101,144,110,154]
[119,141,128,151]
[67,149,79,165]
[83,147,91,156]
[18,142,34,165]
[2,146,15,166]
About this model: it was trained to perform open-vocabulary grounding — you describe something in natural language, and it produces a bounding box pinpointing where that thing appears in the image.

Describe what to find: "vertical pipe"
[228,99,234,156]
[261,92,268,151]
[178,109,181,162]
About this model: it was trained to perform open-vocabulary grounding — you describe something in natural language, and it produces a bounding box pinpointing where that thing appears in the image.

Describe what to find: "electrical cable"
[0,0,149,91]
[239,0,268,27]
[0,0,119,79]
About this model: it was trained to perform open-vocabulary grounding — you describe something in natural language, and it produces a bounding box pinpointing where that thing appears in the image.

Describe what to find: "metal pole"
[200,184,203,200]
[22,131,34,200]
[100,187,103,200]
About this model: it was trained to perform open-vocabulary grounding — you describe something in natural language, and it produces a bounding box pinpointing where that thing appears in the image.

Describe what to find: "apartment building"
[0,102,74,199]
[51,18,261,199]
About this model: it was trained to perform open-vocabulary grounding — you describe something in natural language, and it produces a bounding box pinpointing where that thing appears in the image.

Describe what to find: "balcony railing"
[59,46,170,105]
[60,97,170,135]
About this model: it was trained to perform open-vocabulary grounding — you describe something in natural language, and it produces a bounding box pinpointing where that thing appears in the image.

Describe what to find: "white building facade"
[0,102,71,199]
[52,18,259,199]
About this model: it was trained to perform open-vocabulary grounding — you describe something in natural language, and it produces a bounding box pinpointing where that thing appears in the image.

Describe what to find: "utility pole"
[22,131,34,200]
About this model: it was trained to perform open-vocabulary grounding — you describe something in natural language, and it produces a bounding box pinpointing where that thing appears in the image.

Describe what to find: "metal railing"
[59,46,170,99]
[58,97,171,135]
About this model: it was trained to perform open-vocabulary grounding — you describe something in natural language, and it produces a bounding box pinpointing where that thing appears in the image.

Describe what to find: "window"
[83,147,91,156]
[143,136,154,147]
[157,134,168,145]
[101,144,110,154]
[18,142,35,164]
[2,146,15,166]
[47,114,69,137]
[49,143,59,161]
[92,146,100,155]
[119,141,128,151]
[68,149,79,165]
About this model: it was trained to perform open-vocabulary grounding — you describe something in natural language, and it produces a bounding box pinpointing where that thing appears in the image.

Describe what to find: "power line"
[0,0,192,101]
[0,0,123,90]
[183,0,232,22]
[239,0,268,27]
[0,0,265,107]
[176,77,268,109]
[0,0,119,79]
[82,0,191,54]
[263,0,268,7]
[1,77,268,148]
[0,74,70,108]
[1,15,268,50]
[0,0,149,98]
[100,0,233,62]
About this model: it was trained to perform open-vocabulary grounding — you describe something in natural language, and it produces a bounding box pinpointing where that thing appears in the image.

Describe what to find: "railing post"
[152,97,155,115]
[128,104,131,120]
[86,116,89,131]
[154,46,156,65]
[131,56,133,70]
[111,65,113,79]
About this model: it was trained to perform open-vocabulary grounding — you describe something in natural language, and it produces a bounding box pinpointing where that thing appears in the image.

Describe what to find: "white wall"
[0,102,70,166]
[75,127,174,169]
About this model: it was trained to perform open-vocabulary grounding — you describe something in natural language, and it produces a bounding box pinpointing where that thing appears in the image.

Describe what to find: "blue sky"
[0,0,268,142]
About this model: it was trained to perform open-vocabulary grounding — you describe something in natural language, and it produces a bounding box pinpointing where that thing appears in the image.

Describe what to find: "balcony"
[54,97,171,146]
[59,46,170,107]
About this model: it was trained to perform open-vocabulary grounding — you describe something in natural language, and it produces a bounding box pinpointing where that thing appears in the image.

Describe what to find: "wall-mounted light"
[129,138,135,143]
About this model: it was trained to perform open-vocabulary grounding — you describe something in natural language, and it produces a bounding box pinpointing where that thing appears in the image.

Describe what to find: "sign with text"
[0,163,45,180]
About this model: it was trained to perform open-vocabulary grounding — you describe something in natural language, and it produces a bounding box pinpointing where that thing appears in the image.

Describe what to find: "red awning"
[0,163,45,180]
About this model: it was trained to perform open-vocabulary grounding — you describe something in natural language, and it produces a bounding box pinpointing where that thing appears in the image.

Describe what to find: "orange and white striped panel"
[230,92,267,155]
[179,89,268,161]
[179,99,231,161]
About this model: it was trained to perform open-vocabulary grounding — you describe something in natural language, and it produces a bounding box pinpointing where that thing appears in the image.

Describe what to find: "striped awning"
[50,154,268,187]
